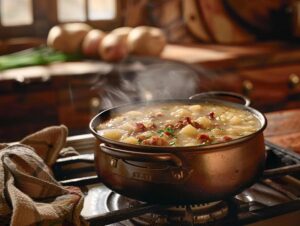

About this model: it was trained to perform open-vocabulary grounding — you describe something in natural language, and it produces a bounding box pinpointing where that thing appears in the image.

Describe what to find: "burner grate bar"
[261,179,298,200]
[265,140,300,160]
[263,164,300,179]
[84,203,171,226]
[237,199,300,225]
[60,175,98,186]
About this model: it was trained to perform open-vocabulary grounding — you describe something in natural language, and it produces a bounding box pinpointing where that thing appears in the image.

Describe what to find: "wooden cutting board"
[161,42,300,69]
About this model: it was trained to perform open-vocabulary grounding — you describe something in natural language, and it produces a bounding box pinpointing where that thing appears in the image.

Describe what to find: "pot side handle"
[100,143,183,167]
[100,143,192,183]
[189,91,251,107]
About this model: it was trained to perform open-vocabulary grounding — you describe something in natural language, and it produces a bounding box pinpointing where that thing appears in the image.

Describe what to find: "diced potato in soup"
[122,137,139,144]
[96,103,261,146]
[189,104,202,112]
[99,129,125,140]
[180,124,198,137]
[195,116,212,129]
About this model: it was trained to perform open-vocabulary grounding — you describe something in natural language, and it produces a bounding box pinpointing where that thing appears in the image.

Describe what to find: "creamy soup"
[96,103,261,147]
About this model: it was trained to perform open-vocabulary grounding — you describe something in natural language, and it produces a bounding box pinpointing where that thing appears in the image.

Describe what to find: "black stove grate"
[53,140,300,226]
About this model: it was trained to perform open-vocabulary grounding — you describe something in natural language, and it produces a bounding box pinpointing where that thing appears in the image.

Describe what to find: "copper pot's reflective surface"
[90,94,267,204]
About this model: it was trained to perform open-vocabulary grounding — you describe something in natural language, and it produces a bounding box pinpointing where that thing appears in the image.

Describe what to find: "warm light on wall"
[1,0,33,26]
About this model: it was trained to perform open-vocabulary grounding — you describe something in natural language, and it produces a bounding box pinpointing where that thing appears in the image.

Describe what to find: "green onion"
[0,46,81,71]
[165,127,175,134]
[169,141,176,146]
[157,129,164,134]
[165,127,176,137]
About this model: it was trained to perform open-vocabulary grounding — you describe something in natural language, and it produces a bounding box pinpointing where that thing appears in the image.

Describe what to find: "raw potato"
[82,29,106,58]
[47,23,92,54]
[99,32,128,62]
[180,124,198,137]
[111,27,133,41]
[127,26,166,56]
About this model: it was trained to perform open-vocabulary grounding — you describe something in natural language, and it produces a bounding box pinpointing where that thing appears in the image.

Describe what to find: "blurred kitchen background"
[1,0,300,142]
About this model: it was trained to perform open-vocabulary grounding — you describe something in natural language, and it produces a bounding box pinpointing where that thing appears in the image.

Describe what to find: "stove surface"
[81,180,300,226]
[55,136,300,226]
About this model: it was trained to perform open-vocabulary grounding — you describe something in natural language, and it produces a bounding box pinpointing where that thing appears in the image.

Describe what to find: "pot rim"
[89,98,267,152]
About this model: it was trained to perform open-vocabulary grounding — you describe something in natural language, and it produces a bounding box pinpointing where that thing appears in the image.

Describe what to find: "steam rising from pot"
[91,57,217,109]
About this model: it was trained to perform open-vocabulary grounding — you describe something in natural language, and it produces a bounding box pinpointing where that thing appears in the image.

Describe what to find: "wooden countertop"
[162,42,300,69]
[265,108,300,154]
[2,41,300,80]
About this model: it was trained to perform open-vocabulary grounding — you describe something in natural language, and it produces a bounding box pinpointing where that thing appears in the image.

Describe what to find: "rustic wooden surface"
[265,109,300,154]
[1,43,300,143]
[161,42,300,69]
[2,42,300,71]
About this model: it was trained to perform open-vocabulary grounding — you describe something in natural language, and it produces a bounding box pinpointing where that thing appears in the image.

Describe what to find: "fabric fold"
[0,125,87,226]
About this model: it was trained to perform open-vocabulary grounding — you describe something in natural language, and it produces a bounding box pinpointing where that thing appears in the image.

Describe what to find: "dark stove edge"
[236,199,300,225]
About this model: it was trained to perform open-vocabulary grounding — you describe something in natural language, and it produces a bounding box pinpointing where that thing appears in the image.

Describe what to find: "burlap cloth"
[0,125,87,226]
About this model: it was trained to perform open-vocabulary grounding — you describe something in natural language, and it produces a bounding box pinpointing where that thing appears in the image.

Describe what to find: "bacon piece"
[223,136,232,142]
[197,134,212,143]
[174,120,184,129]
[149,123,157,130]
[183,116,192,124]
[174,117,193,130]
[135,123,146,133]
[208,112,215,120]
[192,121,203,129]
[164,131,173,137]
[142,136,168,146]
[137,135,147,142]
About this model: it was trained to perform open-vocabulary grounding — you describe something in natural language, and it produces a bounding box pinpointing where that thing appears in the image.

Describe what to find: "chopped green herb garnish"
[165,127,175,134]
[165,127,176,137]
[157,129,164,137]
[157,129,164,134]
[169,141,176,146]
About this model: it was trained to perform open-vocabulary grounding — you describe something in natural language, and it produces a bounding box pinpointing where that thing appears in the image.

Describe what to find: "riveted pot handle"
[189,91,251,107]
[100,143,192,184]
[100,143,183,167]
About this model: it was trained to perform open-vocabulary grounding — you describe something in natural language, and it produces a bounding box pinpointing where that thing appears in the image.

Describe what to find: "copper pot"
[89,92,267,204]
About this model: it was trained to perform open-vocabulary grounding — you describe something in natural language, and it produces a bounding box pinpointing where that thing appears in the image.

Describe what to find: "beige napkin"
[0,125,87,226]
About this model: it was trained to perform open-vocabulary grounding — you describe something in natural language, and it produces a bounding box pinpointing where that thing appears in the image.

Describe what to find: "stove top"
[54,135,300,226]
